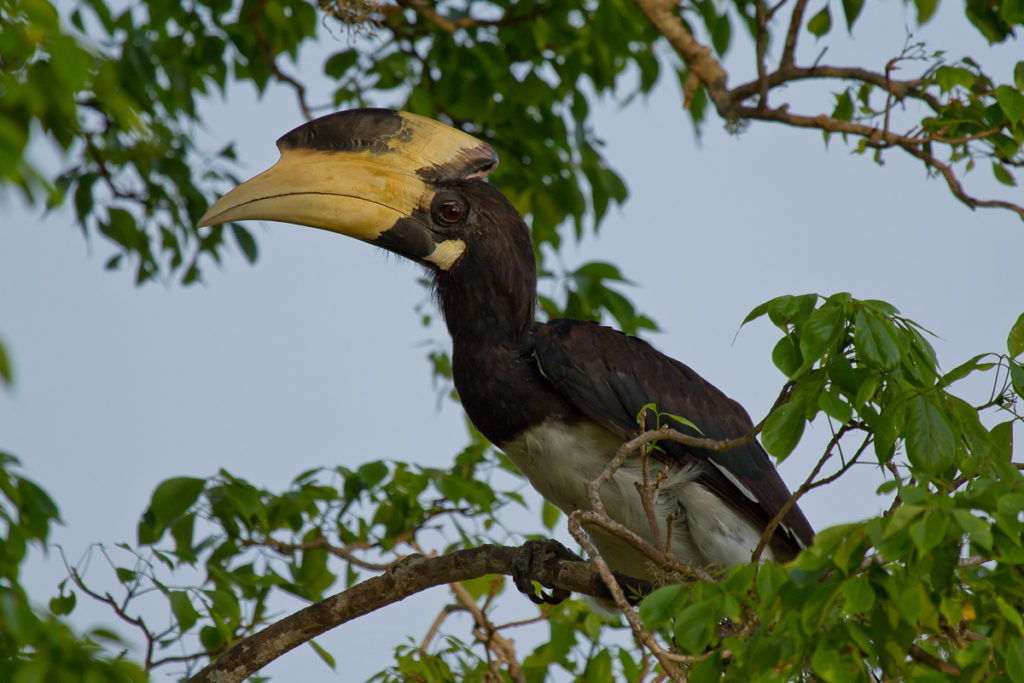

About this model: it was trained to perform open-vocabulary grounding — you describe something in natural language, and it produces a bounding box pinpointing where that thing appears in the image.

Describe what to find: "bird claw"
[512,539,581,605]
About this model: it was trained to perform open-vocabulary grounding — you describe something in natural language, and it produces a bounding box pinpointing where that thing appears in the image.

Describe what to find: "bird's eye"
[441,203,463,222]
[431,193,469,227]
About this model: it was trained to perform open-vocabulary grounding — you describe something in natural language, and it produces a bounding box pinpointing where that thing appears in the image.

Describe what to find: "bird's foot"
[513,539,581,605]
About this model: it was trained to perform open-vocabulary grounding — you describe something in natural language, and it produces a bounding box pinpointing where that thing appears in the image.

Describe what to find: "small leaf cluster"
[539,261,657,335]
[924,57,1024,189]
[375,599,635,683]
[2,0,264,284]
[634,303,1023,681]
[63,429,520,672]
[746,293,1019,475]
[0,453,147,682]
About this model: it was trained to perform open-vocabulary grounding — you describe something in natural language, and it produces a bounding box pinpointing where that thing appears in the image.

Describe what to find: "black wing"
[532,318,814,557]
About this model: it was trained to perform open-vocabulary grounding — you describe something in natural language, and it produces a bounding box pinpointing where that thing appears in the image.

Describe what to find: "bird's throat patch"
[425,239,466,270]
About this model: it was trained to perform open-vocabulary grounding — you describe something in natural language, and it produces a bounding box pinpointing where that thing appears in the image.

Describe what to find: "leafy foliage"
[629,294,1024,681]
[1,0,256,284]
[0,453,147,682]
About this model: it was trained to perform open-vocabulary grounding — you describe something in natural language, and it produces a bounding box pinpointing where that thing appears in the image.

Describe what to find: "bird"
[198,108,814,601]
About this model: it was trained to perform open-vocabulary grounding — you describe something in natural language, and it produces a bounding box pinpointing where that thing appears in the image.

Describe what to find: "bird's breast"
[500,420,775,579]
[500,420,626,514]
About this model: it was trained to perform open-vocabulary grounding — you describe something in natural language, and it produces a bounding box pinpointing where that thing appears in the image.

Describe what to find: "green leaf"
[204,588,241,623]
[673,601,720,653]
[819,389,853,424]
[16,478,60,541]
[832,90,854,121]
[618,650,642,682]
[934,66,975,93]
[939,353,994,388]
[49,590,76,616]
[572,261,629,283]
[742,299,772,326]
[0,339,11,387]
[954,508,994,550]
[461,574,502,601]
[840,576,874,614]
[1005,638,1024,682]
[710,13,731,55]
[582,649,612,681]
[993,162,1017,186]
[1016,62,1024,91]
[841,0,864,29]
[909,509,948,554]
[799,301,844,365]
[807,6,832,37]
[1002,0,1024,24]
[772,334,803,377]
[200,625,223,651]
[1010,360,1024,399]
[967,0,1013,41]
[169,590,199,633]
[231,224,258,263]
[914,0,938,23]
[309,640,336,669]
[995,85,1024,123]
[138,477,206,544]
[356,461,389,488]
[997,596,1024,634]
[863,299,900,316]
[659,410,703,434]
[762,399,806,460]
[689,651,723,683]
[992,420,1015,459]
[171,513,196,561]
[541,500,561,530]
[811,640,844,681]
[324,50,358,79]
[905,395,955,473]
[1008,312,1024,357]
[639,584,685,627]
[854,309,901,370]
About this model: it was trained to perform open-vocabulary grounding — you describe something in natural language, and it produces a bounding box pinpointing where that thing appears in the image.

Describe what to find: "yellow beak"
[197,109,496,263]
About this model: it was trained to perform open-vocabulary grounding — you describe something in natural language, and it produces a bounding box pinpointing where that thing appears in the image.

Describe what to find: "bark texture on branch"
[187,544,650,683]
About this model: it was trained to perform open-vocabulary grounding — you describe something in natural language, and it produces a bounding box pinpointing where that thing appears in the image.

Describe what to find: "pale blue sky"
[2,2,1022,679]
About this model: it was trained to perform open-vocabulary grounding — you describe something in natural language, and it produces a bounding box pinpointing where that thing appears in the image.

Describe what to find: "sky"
[1,2,1022,681]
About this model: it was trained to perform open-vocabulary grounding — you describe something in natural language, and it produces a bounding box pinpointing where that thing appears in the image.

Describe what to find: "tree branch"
[450,581,528,683]
[630,0,731,113]
[780,0,808,69]
[630,0,1024,222]
[908,643,962,676]
[751,423,869,562]
[186,544,649,683]
[730,65,939,109]
[899,142,1024,221]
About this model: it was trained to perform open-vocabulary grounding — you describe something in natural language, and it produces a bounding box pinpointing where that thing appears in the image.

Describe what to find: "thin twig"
[450,582,528,683]
[248,0,313,120]
[780,0,809,69]
[248,536,393,571]
[751,425,869,562]
[908,643,961,676]
[567,513,688,681]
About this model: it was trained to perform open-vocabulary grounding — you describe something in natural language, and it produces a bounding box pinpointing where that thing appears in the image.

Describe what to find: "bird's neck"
[434,234,537,347]
[434,237,572,445]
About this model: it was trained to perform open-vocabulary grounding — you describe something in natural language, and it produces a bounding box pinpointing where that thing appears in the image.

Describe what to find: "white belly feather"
[502,420,773,581]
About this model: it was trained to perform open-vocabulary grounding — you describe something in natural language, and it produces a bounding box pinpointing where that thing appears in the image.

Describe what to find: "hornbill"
[199,109,814,601]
